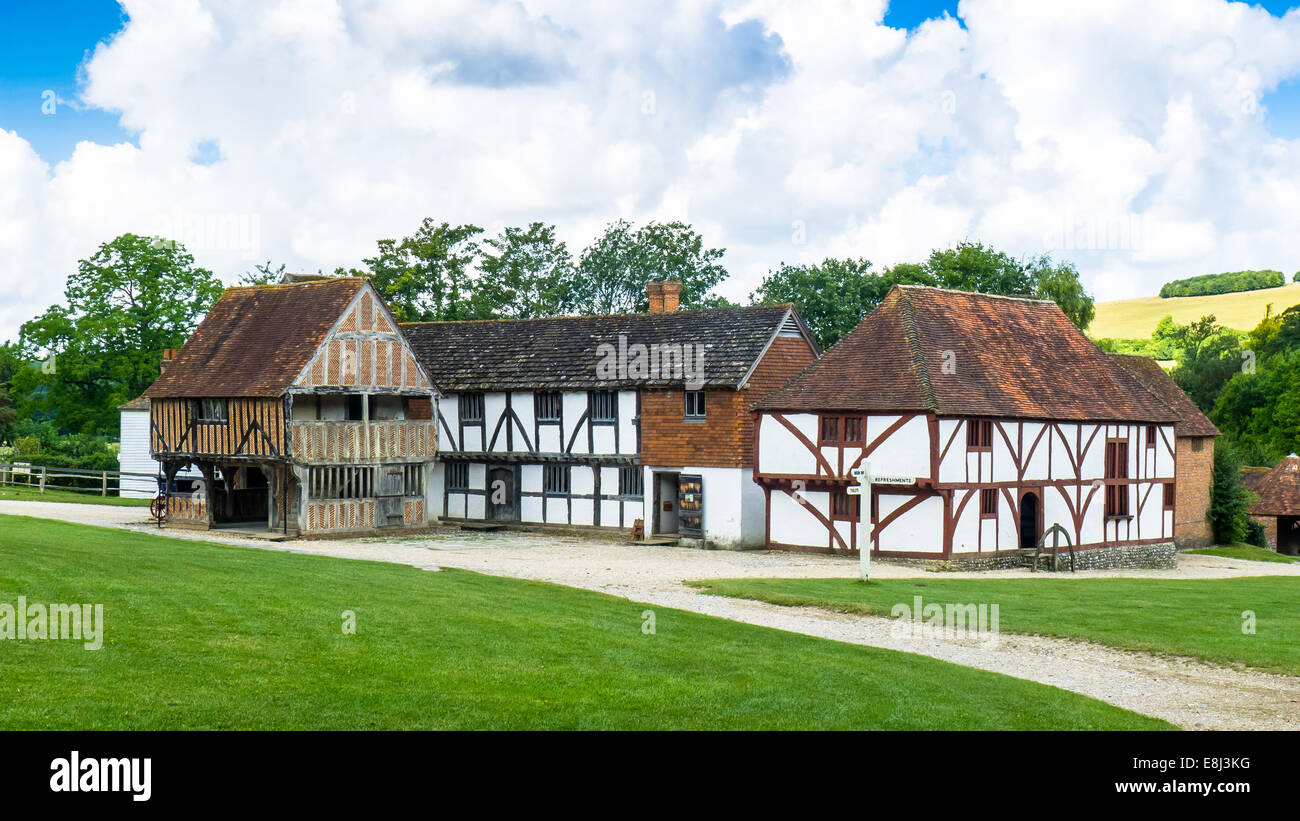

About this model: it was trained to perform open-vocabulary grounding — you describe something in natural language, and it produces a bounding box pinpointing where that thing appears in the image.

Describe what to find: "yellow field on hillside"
[1090,281,1300,339]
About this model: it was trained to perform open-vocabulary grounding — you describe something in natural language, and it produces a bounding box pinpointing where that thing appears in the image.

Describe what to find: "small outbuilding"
[1246,454,1300,555]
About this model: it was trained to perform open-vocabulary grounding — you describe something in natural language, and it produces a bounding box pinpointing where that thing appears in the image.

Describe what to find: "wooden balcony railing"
[290,420,436,463]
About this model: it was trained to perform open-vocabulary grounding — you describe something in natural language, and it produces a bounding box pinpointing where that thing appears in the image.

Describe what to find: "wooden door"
[487,467,517,522]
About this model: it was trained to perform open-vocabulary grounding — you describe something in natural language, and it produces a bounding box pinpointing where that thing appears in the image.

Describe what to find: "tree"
[560,220,728,315]
[749,243,1095,348]
[925,241,1033,296]
[472,223,572,319]
[1169,315,1245,412]
[1027,255,1096,330]
[240,261,287,285]
[749,258,935,348]
[0,343,20,443]
[16,234,223,435]
[350,220,483,322]
[1208,441,1258,545]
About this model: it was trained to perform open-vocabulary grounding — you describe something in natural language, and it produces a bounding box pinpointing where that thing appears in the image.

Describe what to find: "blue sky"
[0,0,132,162]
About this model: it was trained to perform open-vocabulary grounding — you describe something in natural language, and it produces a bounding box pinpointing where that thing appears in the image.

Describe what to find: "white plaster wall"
[769,487,828,547]
[876,494,943,553]
[757,413,819,475]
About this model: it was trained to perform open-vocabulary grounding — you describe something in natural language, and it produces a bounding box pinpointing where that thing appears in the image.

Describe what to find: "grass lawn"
[0,485,152,507]
[687,576,1300,677]
[0,515,1168,730]
[1089,281,1300,339]
[1188,543,1297,564]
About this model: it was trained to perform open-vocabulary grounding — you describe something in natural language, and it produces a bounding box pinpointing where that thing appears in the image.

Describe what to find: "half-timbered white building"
[403,283,818,547]
[754,285,1182,564]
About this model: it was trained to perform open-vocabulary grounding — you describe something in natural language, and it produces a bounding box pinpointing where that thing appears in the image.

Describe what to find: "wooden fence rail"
[0,462,162,498]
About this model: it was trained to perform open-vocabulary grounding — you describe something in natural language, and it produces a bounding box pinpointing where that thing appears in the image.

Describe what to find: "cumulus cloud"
[1,0,1299,341]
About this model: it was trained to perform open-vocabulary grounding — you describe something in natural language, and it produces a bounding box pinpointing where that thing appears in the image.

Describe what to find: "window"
[193,399,228,424]
[619,467,643,498]
[460,393,484,422]
[544,464,570,494]
[684,391,706,419]
[818,415,865,445]
[535,392,561,422]
[979,488,998,518]
[445,462,469,491]
[1104,439,1130,517]
[1145,424,1157,448]
[1163,481,1175,509]
[404,464,423,497]
[843,416,864,442]
[820,416,839,443]
[345,394,366,422]
[966,419,993,450]
[590,391,617,423]
[1190,438,1204,453]
[830,490,858,521]
[308,466,375,500]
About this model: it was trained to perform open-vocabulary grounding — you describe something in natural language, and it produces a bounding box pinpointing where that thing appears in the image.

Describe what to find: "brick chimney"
[646,280,682,313]
[160,348,177,375]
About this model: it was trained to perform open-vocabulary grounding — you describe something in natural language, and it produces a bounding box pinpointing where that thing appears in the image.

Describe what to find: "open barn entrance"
[1280,516,1300,556]
[1019,491,1041,549]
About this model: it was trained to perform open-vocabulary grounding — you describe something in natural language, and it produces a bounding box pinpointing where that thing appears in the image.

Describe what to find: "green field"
[0,515,1168,730]
[0,486,152,507]
[1090,281,1300,339]
[688,576,1300,676]
[1189,543,1297,564]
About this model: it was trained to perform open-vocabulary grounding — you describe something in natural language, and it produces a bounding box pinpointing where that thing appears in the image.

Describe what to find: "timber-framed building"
[144,277,437,536]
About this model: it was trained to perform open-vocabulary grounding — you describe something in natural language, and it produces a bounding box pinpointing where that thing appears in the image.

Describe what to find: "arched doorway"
[1019,491,1041,549]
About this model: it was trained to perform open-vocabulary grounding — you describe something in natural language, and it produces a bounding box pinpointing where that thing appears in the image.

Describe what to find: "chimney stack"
[646,280,682,313]
[160,348,177,375]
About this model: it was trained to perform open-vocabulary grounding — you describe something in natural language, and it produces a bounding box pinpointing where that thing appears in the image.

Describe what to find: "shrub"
[1159,270,1284,298]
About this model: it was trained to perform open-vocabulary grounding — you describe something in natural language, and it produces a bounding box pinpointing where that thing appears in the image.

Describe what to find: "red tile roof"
[1248,455,1300,517]
[757,285,1178,422]
[143,278,367,398]
[1108,354,1219,437]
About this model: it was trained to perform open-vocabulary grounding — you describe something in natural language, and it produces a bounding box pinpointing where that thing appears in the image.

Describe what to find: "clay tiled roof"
[1241,466,1270,494]
[1248,455,1300,516]
[757,285,1178,423]
[118,395,150,411]
[402,305,809,391]
[144,278,367,398]
[1108,354,1220,437]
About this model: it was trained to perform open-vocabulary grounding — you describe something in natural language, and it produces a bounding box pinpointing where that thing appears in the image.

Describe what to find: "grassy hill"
[1090,281,1300,339]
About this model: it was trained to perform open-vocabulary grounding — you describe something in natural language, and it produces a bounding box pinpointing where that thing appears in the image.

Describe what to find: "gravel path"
[4,500,1299,729]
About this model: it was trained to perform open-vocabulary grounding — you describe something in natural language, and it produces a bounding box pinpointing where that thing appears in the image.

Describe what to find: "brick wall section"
[1252,514,1278,551]
[1174,435,1215,549]
[641,336,816,468]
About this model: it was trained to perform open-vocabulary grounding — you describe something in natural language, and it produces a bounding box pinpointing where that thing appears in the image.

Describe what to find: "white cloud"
[2,0,1300,341]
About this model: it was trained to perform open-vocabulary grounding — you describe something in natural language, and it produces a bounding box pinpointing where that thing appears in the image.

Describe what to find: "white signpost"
[849,462,917,580]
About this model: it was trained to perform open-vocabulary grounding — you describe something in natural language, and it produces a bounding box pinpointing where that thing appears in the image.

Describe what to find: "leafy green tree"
[560,220,728,315]
[749,258,935,348]
[472,223,572,319]
[750,243,1095,347]
[350,220,483,322]
[0,343,20,443]
[1169,315,1245,412]
[16,234,223,435]
[1208,441,1258,545]
[1027,255,1096,330]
